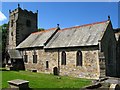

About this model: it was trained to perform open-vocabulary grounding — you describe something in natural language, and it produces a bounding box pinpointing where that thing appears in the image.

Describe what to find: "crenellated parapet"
[9,4,38,19]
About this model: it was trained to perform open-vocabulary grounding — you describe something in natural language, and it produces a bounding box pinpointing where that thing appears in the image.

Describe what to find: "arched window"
[11,20,13,27]
[61,51,66,65]
[76,50,82,66]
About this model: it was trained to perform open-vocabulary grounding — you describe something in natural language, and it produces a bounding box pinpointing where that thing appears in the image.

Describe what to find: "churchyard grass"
[1,70,92,88]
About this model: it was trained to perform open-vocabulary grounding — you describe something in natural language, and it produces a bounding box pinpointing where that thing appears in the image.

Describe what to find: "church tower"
[8,4,38,49]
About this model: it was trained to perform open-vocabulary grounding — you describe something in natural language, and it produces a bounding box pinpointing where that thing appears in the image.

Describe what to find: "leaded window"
[33,50,37,63]
[61,51,66,65]
[76,50,82,66]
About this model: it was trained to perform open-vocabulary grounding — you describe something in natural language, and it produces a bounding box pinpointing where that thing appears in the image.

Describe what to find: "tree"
[38,28,45,31]
[0,23,8,67]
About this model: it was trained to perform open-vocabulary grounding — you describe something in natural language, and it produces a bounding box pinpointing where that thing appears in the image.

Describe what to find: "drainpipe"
[58,49,60,75]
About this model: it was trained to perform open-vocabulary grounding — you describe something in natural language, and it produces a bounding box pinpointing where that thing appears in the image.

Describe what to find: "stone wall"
[22,46,100,79]
[116,37,120,77]
[101,21,117,77]
[22,49,58,73]
[8,9,18,49]
[57,47,100,79]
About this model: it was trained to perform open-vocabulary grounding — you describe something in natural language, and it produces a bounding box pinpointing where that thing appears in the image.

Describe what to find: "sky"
[1,2,119,29]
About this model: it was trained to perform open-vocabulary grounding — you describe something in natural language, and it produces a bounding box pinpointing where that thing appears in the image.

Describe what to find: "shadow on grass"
[2,88,80,90]
[0,68,20,72]
[0,68,9,71]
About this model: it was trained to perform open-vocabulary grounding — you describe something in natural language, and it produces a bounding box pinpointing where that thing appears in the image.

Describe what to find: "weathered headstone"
[8,79,29,90]
[53,67,58,75]
[109,84,120,90]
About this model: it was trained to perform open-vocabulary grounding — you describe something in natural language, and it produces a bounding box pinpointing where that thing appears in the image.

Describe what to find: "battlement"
[9,4,38,17]
[19,9,37,17]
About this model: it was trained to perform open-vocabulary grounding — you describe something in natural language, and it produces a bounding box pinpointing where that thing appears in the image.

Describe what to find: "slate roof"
[45,20,110,48]
[17,20,110,49]
[16,28,57,49]
[8,49,22,59]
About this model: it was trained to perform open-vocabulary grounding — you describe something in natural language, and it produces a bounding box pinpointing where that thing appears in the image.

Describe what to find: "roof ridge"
[58,20,108,32]
[32,27,56,34]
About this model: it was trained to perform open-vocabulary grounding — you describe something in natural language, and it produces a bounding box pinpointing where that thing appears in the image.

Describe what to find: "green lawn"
[1,70,92,89]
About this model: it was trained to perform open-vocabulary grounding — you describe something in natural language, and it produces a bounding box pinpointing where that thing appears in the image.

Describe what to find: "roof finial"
[108,15,110,20]
[57,24,60,30]
[57,24,59,27]
[18,3,20,8]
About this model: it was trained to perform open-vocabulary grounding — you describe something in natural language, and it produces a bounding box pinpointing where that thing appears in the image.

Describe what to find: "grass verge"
[1,70,92,88]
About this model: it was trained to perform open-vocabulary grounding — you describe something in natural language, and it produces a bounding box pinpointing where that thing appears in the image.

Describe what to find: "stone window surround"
[76,50,82,66]
[59,50,84,67]
[24,50,28,63]
[24,55,28,63]
[33,49,37,64]
[11,19,14,27]
[33,55,37,63]
[46,61,49,69]
[61,51,66,65]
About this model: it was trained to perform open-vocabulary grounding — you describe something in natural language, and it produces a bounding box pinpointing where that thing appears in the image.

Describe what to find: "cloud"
[0,11,7,21]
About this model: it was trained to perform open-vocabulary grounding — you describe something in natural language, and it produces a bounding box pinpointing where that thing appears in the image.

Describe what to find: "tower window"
[26,20,31,27]
[76,50,82,66]
[61,51,66,65]
[11,20,13,27]
[11,31,13,36]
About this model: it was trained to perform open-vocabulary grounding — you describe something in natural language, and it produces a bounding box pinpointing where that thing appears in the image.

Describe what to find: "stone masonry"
[22,46,100,79]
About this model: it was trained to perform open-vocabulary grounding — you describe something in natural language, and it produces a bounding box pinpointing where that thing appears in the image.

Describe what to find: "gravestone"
[53,67,58,75]
[8,79,29,90]
[109,84,120,90]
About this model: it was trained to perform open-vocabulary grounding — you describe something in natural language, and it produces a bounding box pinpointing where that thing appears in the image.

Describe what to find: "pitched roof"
[8,49,22,59]
[16,28,57,49]
[45,20,110,49]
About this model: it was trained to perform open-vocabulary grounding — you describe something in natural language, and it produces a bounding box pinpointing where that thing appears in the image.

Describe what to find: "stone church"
[7,4,120,79]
